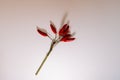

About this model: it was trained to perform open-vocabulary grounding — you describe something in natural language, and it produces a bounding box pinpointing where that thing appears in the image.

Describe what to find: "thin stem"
[48,33,54,40]
[48,35,53,40]
[35,42,55,75]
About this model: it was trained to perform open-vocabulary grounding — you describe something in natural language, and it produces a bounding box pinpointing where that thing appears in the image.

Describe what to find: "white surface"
[0,0,120,80]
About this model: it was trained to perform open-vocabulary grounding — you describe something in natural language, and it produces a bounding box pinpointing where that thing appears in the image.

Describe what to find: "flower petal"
[61,34,72,38]
[50,21,57,34]
[59,24,67,35]
[63,25,70,35]
[61,37,75,42]
[37,26,48,37]
[59,24,70,36]
[60,34,73,41]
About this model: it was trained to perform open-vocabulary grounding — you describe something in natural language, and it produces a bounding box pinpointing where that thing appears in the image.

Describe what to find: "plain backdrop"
[0,0,120,80]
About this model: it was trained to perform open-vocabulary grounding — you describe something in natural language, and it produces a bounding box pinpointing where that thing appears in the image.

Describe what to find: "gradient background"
[0,0,120,80]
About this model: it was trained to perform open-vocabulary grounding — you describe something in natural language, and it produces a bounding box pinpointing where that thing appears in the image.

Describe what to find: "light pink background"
[0,0,120,80]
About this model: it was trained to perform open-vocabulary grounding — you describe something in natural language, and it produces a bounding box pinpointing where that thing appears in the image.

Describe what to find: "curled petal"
[50,21,57,34]
[59,24,70,36]
[37,26,48,37]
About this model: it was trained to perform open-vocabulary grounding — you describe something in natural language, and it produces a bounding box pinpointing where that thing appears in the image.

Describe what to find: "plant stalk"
[35,42,55,75]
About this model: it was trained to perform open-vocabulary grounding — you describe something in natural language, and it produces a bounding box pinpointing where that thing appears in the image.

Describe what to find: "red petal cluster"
[37,21,75,42]
[59,24,69,36]
[60,34,75,42]
[59,24,75,42]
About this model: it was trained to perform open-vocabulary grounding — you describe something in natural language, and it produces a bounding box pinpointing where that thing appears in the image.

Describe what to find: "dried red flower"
[35,18,76,75]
